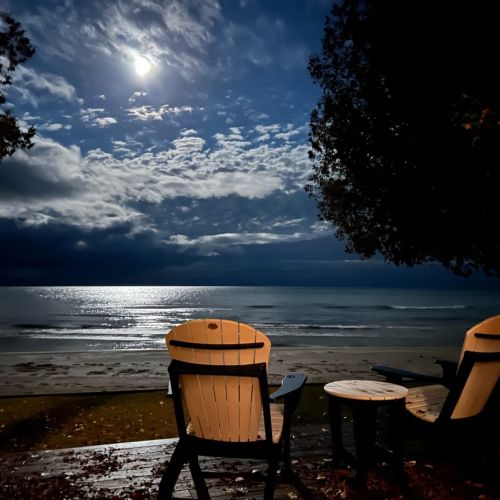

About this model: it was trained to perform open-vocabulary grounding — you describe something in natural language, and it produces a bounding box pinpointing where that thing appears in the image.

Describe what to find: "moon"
[134,55,152,76]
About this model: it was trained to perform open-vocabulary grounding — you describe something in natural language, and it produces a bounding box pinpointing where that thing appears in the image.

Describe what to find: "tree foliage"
[307,0,500,276]
[0,12,36,161]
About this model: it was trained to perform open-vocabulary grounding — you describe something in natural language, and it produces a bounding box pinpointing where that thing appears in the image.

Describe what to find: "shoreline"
[0,346,460,396]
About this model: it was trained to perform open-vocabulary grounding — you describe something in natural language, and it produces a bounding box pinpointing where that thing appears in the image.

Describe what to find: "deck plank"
[0,425,330,499]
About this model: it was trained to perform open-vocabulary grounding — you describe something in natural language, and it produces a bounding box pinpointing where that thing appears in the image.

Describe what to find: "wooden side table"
[324,380,408,482]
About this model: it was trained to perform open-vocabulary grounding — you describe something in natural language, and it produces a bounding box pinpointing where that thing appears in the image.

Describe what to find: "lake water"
[0,286,498,352]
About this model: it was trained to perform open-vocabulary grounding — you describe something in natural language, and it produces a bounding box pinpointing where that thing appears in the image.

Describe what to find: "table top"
[324,379,408,401]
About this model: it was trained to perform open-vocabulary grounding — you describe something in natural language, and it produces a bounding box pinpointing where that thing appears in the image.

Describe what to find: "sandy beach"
[0,346,460,396]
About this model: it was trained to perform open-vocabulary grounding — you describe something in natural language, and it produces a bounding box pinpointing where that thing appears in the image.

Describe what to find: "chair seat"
[257,403,284,443]
[187,403,284,443]
[406,384,449,422]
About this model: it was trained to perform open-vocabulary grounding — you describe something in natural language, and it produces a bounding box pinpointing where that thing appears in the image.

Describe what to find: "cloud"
[252,123,305,144]
[0,121,310,235]
[275,129,300,141]
[80,108,105,123]
[0,218,200,285]
[0,136,143,229]
[180,128,198,136]
[80,108,117,127]
[172,136,206,152]
[22,112,41,121]
[81,107,105,115]
[22,0,223,80]
[170,231,316,246]
[127,104,193,121]
[271,218,305,228]
[128,91,148,103]
[126,105,164,121]
[166,230,319,255]
[93,117,117,127]
[38,122,72,131]
[245,110,270,122]
[111,139,135,156]
[12,66,80,106]
[255,124,281,134]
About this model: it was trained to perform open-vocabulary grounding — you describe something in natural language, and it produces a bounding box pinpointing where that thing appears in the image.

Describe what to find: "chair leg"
[158,442,187,499]
[189,456,210,500]
[264,452,280,500]
[283,431,291,474]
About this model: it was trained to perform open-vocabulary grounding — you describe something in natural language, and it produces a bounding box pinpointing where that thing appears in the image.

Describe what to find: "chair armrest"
[434,359,458,370]
[269,373,307,402]
[371,365,441,384]
[269,373,307,417]
[434,359,458,387]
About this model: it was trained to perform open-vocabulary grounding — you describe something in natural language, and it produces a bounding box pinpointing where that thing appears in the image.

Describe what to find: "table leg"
[328,396,344,466]
[387,399,406,481]
[352,402,377,483]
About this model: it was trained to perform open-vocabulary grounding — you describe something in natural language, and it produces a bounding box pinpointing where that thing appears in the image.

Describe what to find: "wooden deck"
[0,424,333,499]
[2,421,498,499]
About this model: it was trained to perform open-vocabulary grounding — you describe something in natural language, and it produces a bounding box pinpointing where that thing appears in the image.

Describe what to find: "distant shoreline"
[0,346,460,397]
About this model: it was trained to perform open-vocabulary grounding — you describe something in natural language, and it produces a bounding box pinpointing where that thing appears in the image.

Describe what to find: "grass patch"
[0,391,177,452]
[0,385,329,453]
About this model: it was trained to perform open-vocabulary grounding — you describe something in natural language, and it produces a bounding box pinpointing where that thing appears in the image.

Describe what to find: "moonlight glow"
[134,55,152,76]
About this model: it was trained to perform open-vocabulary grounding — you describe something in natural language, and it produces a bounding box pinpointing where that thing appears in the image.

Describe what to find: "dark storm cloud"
[149,235,500,288]
[1,218,497,288]
[0,149,81,200]
[0,219,201,285]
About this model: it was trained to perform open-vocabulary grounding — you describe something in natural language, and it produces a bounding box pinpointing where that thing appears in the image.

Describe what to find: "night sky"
[0,0,498,288]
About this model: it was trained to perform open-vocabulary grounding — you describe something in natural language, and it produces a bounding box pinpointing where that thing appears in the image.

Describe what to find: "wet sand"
[0,346,460,396]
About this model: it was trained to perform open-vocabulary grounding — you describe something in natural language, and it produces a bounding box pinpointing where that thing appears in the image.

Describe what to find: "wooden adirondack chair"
[158,319,307,500]
[372,315,500,425]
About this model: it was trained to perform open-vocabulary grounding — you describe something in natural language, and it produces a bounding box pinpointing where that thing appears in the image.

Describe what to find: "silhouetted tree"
[307,0,500,276]
[1,12,35,161]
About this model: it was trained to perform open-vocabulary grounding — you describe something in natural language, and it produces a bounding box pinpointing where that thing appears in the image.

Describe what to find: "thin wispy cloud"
[127,104,193,121]
[12,66,81,106]
[20,0,223,80]
[38,122,71,131]
[93,117,117,127]
[166,230,320,256]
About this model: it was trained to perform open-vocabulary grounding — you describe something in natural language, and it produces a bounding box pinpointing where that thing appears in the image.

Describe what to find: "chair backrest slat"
[451,315,500,419]
[452,359,500,419]
[167,319,271,442]
[220,320,242,441]
[459,315,500,362]
[238,322,260,441]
